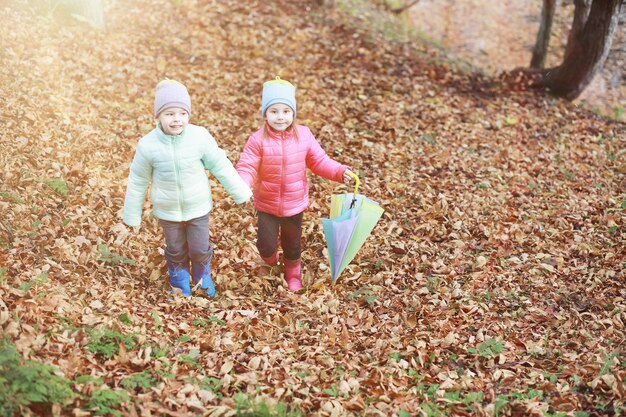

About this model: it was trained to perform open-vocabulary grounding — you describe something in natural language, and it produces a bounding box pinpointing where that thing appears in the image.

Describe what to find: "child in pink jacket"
[236,76,353,291]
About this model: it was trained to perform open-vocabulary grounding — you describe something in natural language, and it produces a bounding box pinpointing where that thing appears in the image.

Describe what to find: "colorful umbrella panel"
[322,193,384,282]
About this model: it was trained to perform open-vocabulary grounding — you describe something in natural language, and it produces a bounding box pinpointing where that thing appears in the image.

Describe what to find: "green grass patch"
[426,275,445,293]
[416,382,440,401]
[347,286,377,305]
[43,177,69,196]
[56,314,79,332]
[0,338,74,416]
[117,313,132,325]
[0,268,8,285]
[468,339,505,358]
[234,393,304,417]
[420,401,446,417]
[193,316,225,328]
[97,244,135,266]
[151,311,163,333]
[323,383,340,397]
[74,374,104,386]
[0,191,25,204]
[84,387,130,417]
[599,351,619,376]
[177,349,201,369]
[150,343,170,359]
[563,170,577,182]
[198,376,223,398]
[418,133,437,145]
[87,327,136,359]
[120,371,156,393]
[407,368,425,384]
[19,272,48,293]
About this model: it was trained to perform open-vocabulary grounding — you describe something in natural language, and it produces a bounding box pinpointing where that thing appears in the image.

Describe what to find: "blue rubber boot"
[167,260,191,297]
[191,261,216,298]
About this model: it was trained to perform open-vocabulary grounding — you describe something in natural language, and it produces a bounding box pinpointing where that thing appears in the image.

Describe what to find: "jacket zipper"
[280,132,286,216]
[171,138,184,218]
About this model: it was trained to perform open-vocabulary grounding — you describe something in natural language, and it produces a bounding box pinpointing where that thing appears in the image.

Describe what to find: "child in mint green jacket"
[123,79,251,298]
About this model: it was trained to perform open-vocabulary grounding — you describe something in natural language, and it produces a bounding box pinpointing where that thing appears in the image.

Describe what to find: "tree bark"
[530,0,560,69]
[564,0,592,61]
[541,0,621,100]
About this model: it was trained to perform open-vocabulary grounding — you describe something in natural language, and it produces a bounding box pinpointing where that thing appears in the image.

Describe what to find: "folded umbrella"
[322,172,384,282]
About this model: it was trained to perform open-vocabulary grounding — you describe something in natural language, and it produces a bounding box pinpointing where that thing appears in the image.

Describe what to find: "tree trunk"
[564,0,592,61]
[542,0,621,100]
[530,0,560,69]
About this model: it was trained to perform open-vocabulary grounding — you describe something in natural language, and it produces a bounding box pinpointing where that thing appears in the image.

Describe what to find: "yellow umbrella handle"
[347,171,360,209]
[348,170,360,195]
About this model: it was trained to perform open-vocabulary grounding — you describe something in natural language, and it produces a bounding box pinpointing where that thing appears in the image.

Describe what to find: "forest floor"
[0,0,625,416]
[406,0,625,121]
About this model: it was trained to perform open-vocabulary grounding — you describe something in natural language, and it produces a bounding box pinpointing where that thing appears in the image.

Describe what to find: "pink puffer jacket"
[236,124,349,217]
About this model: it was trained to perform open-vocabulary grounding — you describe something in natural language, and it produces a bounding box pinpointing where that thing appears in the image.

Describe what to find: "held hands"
[245,196,256,213]
[235,195,253,207]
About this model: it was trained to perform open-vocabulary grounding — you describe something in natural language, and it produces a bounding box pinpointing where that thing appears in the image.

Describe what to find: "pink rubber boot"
[283,258,303,292]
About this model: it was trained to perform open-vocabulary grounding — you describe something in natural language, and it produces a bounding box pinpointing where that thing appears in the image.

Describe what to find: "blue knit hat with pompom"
[261,76,296,118]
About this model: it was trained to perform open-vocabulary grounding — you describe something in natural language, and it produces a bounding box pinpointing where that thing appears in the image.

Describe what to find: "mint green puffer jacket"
[123,124,251,227]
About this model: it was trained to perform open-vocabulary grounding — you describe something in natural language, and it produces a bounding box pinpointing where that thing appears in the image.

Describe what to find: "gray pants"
[256,210,303,261]
[158,212,213,265]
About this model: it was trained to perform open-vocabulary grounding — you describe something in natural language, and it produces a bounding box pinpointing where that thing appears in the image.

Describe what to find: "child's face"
[157,107,189,136]
[265,103,294,132]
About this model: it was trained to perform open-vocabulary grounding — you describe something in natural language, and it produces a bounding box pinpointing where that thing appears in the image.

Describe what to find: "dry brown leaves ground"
[0,0,624,416]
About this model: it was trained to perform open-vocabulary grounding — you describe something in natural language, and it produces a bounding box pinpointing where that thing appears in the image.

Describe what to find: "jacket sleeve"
[202,131,252,204]
[122,144,152,228]
[306,132,350,182]
[235,135,261,187]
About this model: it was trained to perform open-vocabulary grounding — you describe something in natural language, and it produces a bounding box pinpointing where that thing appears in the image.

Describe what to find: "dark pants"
[256,211,303,261]
[159,212,213,265]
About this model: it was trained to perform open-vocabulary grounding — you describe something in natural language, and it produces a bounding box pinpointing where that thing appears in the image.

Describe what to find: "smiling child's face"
[265,103,294,132]
[157,107,189,136]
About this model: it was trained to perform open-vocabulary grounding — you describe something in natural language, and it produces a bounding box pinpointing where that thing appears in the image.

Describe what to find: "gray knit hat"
[154,79,191,118]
